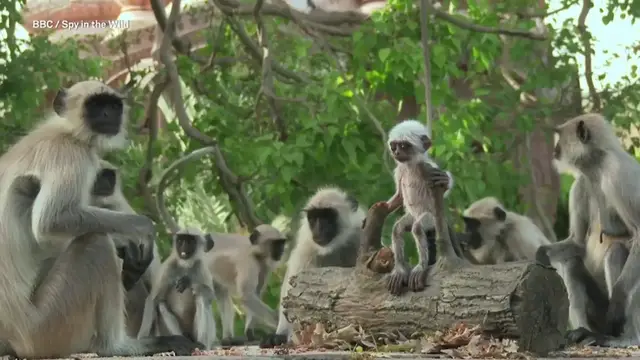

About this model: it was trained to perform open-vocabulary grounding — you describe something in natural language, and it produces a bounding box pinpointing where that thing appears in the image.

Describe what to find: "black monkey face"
[462,216,483,249]
[92,168,117,197]
[389,140,420,163]
[174,234,199,260]
[83,93,124,136]
[306,208,339,246]
[270,238,287,262]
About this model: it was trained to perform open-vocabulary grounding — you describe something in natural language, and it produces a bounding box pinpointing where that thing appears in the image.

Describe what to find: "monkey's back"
[397,163,434,218]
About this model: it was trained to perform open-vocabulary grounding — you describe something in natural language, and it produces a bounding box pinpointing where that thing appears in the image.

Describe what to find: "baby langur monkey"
[138,228,216,349]
[462,197,551,264]
[384,120,454,295]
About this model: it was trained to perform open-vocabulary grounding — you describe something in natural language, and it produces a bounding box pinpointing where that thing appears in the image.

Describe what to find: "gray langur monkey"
[384,119,454,295]
[211,224,288,345]
[260,187,366,348]
[536,113,638,347]
[90,160,163,337]
[462,197,551,264]
[138,228,217,349]
[0,80,201,358]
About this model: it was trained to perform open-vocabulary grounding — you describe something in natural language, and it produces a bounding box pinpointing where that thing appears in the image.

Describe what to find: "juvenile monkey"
[138,228,216,349]
[536,113,638,347]
[261,187,365,347]
[384,120,454,295]
[90,160,162,336]
[209,225,288,344]
[0,80,201,358]
[462,197,551,264]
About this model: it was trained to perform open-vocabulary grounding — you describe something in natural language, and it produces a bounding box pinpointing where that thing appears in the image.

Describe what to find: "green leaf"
[378,48,391,63]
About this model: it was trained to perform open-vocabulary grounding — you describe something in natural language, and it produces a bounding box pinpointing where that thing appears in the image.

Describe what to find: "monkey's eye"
[399,143,409,149]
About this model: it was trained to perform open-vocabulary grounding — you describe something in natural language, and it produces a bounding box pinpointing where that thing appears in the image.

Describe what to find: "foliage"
[1,0,639,337]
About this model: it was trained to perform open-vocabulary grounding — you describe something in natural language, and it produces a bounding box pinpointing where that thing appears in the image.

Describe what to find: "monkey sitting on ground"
[138,228,217,349]
[461,197,551,264]
[0,80,201,358]
[536,113,639,347]
[384,119,454,295]
[260,186,366,348]
[208,225,288,345]
[90,160,163,337]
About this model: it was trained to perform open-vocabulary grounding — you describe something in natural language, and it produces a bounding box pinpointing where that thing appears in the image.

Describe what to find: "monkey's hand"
[387,263,410,296]
[117,241,153,291]
[566,327,610,347]
[605,284,628,337]
[425,167,451,189]
[408,264,429,292]
[175,276,192,293]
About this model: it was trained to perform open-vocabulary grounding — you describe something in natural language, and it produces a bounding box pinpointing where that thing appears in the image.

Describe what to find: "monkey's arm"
[386,171,404,213]
[31,166,154,243]
[443,171,454,198]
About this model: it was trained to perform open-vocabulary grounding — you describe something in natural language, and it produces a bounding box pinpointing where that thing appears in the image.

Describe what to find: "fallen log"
[282,176,569,355]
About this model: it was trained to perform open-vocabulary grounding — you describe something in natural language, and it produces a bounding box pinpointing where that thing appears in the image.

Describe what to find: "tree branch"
[152,0,263,229]
[576,0,600,112]
[420,0,435,137]
[426,2,548,40]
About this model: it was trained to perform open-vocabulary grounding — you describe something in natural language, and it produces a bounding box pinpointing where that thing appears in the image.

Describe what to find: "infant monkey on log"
[383,120,455,295]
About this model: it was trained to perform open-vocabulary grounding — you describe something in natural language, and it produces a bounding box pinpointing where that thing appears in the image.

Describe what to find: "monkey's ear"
[271,238,287,261]
[420,134,432,150]
[249,230,261,244]
[204,234,215,252]
[576,120,590,143]
[346,194,359,211]
[53,88,68,116]
[92,168,117,197]
[493,207,507,221]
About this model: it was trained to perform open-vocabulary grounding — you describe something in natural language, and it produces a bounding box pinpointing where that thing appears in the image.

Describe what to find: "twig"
[515,1,577,19]
[576,0,600,111]
[419,0,435,137]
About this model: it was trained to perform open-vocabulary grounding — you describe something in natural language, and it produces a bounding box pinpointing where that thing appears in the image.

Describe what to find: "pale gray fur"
[92,159,163,338]
[386,120,454,289]
[138,227,216,349]
[0,80,188,358]
[207,224,286,339]
[540,113,638,346]
[275,187,365,339]
[462,197,551,264]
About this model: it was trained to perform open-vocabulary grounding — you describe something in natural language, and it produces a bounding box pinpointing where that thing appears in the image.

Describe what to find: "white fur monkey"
[384,119,454,295]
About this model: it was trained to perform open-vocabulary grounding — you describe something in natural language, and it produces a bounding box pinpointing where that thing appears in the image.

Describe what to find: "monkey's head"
[553,113,619,175]
[249,224,288,265]
[303,187,361,254]
[461,197,509,251]
[52,80,130,153]
[91,160,133,212]
[173,227,214,260]
[387,119,432,164]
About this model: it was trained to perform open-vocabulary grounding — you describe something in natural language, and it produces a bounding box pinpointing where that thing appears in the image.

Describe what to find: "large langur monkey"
[536,113,639,347]
[260,187,366,347]
[0,80,202,358]
[462,197,551,264]
[90,160,163,337]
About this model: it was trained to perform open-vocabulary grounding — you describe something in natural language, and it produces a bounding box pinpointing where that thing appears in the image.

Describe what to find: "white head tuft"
[388,119,431,152]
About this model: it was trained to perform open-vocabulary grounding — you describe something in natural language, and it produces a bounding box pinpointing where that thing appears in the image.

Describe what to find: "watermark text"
[31,20,131,30]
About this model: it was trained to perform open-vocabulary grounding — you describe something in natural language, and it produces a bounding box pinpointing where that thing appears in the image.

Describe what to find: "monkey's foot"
[387,268,409,295]
[221,336,249,347]
[408,264,428,292]
[565,327,609,347]
[259,334,289,348]
[605,289,628,337]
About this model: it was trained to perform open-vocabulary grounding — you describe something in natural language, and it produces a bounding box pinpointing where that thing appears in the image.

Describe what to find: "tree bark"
[283,262,568,355]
